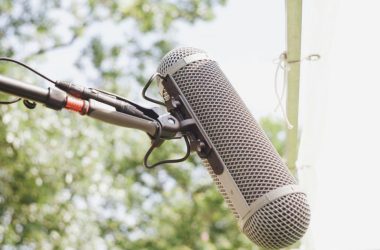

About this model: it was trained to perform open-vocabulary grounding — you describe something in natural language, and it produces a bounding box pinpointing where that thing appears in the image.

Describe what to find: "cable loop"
[142,73,166,106]
[143,124,191,169]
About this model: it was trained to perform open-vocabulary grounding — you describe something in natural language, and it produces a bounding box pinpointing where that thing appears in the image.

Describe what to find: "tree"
[259,116,286,158]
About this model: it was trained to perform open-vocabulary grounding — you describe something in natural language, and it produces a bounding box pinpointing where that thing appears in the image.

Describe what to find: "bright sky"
[174,0,286,119]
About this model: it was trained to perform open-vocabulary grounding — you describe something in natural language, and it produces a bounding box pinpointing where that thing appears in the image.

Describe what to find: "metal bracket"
[159,74,224,175]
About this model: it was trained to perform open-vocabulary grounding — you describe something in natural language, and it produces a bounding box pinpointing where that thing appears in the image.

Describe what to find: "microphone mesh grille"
[204,160,240,219]
[243,193,310,249]
[158,47,204,75]
[158,48,310,248]
[158,49,296,204]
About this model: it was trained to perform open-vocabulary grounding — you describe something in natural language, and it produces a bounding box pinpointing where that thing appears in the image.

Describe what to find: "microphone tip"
[158,47,205,76]
[243,192,310,249]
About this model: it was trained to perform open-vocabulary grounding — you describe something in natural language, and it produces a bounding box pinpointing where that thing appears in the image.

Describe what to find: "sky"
[174,1,286,119]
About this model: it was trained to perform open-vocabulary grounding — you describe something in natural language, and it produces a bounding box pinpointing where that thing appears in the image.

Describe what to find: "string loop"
[273,52,320,129]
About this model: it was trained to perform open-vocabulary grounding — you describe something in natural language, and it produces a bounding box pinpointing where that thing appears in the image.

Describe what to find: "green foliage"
[0,1,286,249]
[260,116,286,157]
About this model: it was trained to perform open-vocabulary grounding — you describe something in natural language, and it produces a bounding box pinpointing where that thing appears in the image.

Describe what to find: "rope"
[274,52,320,129]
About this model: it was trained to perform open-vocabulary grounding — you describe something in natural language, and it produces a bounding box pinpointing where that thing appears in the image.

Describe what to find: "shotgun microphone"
[156,47,310,249]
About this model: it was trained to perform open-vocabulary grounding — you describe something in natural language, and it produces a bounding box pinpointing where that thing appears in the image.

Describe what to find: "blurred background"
[1,0,380,250]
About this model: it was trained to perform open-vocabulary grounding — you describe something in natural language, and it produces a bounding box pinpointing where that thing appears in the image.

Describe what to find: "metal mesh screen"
[203,159,240,219]
[157,47,310,248]
[243,192,310,249]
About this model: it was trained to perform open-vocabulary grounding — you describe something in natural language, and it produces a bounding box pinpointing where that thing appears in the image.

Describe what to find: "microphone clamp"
[143,73,225,175]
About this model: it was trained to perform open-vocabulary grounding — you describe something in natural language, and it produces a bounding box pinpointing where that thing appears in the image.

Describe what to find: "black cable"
[87,87,154,121]
[144,125,191,168]
[0,57,57,85]
[0,57,58,106]
[142,73,166,106]
[0,97,21,104]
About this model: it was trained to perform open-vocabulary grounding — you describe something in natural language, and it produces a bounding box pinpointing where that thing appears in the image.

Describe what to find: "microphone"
[156,47,310,249]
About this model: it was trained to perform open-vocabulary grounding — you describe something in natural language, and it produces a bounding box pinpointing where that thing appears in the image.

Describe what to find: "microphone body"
[157,47,310,249]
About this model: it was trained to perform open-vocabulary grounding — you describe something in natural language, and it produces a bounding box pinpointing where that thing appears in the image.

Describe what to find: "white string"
[274,52,293,129]
[273,52,320,130]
